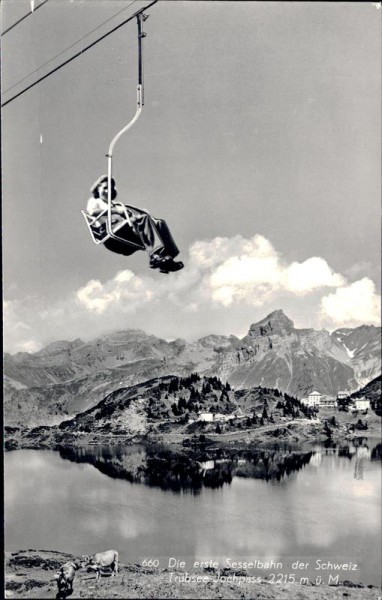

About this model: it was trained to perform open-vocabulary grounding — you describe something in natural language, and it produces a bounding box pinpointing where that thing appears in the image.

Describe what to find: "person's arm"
[86,197,104,216]
[86,197,126,229]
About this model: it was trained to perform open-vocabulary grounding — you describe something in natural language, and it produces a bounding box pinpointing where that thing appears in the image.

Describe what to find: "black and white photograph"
[2,1,381,599]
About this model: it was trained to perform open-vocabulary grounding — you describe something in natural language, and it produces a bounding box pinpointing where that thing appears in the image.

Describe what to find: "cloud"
[205,235,345,306]
[320,278,381,327]
[3,300,41,353]
[76,271,154,313]
[3,235,380,353]
[284,257,345,293]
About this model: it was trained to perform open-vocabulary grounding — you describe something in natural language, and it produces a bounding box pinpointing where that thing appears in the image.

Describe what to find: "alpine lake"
[5,437,382,588]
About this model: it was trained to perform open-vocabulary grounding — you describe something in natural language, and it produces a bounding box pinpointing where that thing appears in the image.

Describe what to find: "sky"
[2,0,381,354]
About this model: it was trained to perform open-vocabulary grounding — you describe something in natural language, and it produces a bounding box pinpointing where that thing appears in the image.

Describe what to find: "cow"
[54,559,81,597]
[82,549,119,580]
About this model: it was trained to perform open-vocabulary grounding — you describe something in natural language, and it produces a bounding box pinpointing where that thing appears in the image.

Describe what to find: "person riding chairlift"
[86,175,184,274]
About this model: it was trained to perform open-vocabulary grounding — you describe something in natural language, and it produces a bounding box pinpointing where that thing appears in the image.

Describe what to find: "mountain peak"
[246,310,295,338]
[37,338,84,355]
[266,309,292,321]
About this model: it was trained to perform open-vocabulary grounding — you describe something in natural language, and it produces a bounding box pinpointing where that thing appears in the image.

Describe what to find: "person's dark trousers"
[152,218,179,258]
[127,206,179,258]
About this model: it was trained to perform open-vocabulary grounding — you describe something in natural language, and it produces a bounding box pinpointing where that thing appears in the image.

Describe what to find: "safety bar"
[82,210,107,244]
[81,204,144,250]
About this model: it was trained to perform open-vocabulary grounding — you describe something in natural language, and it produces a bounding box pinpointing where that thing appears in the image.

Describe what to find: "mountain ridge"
[4,310,381,427]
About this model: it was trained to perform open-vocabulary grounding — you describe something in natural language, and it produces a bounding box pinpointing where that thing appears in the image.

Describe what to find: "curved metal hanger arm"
[106,12,148,241]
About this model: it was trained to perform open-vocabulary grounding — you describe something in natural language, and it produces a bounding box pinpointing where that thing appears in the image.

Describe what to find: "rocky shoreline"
[5,415,381,453]
[5,550,382,599]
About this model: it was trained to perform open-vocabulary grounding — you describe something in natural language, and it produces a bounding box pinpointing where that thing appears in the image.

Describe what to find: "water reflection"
[354,442,371,480]
[58,438,381,492]
[310,438,380,482]
[57,444,317,493]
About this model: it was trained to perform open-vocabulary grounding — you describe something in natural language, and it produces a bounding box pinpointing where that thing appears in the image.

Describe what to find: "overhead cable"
[1,0,158,108]
[3,0,138,95]
[1,0,50,36]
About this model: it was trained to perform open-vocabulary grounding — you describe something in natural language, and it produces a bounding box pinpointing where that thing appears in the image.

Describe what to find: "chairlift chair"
[82,11,149,252]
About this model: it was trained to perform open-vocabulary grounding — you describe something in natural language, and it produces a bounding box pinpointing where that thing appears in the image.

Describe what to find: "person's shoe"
[164,259,184,272]
[149,253,172,269]
[149,254,184,273]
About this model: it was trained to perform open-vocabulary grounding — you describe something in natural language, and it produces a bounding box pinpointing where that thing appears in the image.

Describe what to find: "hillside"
[6,372,381,454]
[350,375,382,415]
[332,326,381,384]
[3,358,191,427]
[53,374,311,435]
[8,374,324,452]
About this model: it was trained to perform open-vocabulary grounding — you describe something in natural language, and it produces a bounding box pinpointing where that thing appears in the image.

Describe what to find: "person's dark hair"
[93,185,117,200]
[90,175,117,200]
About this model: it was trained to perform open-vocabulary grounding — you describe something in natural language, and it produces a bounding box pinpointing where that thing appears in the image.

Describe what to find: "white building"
[302,393,337,409]
[213,413,233,422]
[307,391,322,407]
[337,390,350,400]
[319,395,338,409]
[199,412,214,422]
[354,398,371,411]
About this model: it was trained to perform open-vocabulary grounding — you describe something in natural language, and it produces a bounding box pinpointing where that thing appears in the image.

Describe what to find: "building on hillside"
[213,413,233,422]
[353,397,371,411]
[337,390,350,400]
[307,391,322,407]
[302,393,337,409]
[198,412,214,422]
[198,411,247,423]
[319,395,337,409]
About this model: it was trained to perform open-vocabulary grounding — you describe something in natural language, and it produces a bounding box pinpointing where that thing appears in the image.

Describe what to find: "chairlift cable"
[1,0,50,36]
[3,0,138,96]
[1,0,158,108]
